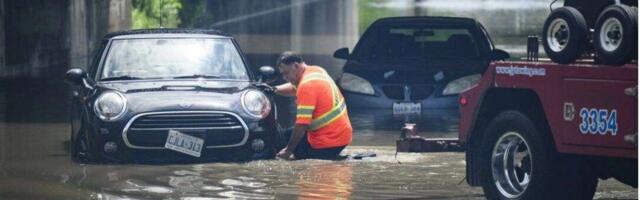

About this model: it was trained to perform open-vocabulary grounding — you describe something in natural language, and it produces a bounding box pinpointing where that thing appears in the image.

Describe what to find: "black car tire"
[542,7,588,64]
[479,110,552,200]
[73,125,102,163]
[594,4,638,65]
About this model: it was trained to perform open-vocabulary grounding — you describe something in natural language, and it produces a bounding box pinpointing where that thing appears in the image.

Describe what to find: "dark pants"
[284,128,345,160]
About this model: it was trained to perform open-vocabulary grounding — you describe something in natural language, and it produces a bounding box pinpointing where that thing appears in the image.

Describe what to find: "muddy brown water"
[0,118,636,199]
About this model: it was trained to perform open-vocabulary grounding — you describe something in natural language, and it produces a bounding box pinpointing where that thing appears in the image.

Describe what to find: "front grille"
[123,112,247,149]
[381,85,433,101]
[410,85,433,100]
[382,85,404,100]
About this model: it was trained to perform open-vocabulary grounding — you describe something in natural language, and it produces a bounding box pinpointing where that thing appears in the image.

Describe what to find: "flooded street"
[0,118,636,200]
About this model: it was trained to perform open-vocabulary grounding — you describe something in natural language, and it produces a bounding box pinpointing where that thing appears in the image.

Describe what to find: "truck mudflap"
[395,123,464,152]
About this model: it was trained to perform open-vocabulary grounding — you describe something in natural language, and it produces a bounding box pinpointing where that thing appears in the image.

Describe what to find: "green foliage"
[176,0,207,28]
[132,0,183,28]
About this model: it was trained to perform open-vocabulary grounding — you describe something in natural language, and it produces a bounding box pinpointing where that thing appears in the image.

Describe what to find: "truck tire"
[594,4,638,65]
[479,110,550,199]
[542,7,588,64]
[479,110,598,200]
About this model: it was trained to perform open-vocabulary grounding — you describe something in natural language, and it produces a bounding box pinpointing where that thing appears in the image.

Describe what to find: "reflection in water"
[0,123,636,199]
[298,163,353,200]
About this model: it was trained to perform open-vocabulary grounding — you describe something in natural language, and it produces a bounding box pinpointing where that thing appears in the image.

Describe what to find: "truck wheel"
[594,4,637,65]
[553,155,599,200]
[479,111,552,199]
[542,7,588,64]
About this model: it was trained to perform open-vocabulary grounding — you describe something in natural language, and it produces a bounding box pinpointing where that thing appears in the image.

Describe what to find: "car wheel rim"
[491,131,532,198]
[599,17,623,52]
[547,18,570,52]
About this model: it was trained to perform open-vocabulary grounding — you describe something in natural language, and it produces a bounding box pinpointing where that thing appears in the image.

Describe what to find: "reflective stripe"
[297,114,312,119]
[297,107,314,115]
[300,72,342,107]
[299,73,327,86]
[298,105,315,109]
[310,100,347,130]
[299,70,347,130]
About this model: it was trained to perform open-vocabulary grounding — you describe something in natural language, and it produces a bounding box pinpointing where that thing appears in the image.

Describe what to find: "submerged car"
[334,16,509,132]
[66,29,284,163]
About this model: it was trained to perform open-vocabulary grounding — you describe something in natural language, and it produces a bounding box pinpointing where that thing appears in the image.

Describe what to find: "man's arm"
[275,83,296,96]
[277,124,308,159]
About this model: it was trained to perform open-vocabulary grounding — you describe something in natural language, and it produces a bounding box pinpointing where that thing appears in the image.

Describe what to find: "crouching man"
[261,52,352,160]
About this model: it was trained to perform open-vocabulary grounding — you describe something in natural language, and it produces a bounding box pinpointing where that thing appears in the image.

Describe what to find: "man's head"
[276,51,306,85]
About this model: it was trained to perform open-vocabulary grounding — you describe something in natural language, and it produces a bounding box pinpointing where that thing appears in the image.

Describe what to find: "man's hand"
[276,147,293,160]
[255,83,277,95]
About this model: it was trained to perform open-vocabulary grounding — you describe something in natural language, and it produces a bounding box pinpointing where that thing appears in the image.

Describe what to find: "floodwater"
[0,114,636,200]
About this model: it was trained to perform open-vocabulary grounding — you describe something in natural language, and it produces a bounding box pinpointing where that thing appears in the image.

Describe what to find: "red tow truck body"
[459,60,637,190]
[460,61,637,158]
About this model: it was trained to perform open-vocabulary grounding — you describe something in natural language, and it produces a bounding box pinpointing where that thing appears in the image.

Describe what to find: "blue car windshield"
[353,26,481,61]
[100,38,249,80]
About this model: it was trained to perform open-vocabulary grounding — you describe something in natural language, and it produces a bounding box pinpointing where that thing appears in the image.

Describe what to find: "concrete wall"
[1,0,130,122]
[206,0,358,78]
[0,0,4,122]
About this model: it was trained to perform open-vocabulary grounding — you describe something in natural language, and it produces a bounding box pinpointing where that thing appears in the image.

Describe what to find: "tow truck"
[459,0,637,199]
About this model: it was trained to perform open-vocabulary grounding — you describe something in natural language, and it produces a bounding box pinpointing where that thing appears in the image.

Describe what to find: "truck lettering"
[495,65,546,77]
[579,107,618,135]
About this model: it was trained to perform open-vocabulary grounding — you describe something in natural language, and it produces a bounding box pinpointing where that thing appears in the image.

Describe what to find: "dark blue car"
[333,17,508,133]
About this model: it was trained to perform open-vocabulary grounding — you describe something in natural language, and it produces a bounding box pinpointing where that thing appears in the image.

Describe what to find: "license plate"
[393,102,421,115]
[165,130,204,157]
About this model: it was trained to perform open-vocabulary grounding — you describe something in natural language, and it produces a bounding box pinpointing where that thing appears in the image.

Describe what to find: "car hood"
[97,80,254,115]
[342,60,485,85]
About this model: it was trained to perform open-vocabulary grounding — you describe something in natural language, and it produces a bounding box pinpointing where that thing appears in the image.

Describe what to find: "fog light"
[104,141,118,153]
[251,139,265,152]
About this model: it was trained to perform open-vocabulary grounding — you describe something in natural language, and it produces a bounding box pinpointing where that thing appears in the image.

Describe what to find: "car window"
[100,38,249,80]
[354,25,480,61]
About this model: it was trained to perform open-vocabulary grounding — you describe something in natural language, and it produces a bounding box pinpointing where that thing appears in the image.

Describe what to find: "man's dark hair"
[276,51,304,66]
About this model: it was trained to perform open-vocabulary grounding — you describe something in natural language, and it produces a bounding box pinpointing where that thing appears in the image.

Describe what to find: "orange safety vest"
[295,66,352,149]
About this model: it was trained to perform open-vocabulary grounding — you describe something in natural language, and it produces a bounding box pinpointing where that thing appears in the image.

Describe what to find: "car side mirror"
[258,65,277,83]
[490,49,510,61]
[333,47,350,60]
[65,68,88,85]
[66,68,95,90]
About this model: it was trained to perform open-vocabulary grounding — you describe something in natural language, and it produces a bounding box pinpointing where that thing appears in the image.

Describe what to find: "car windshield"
[100,38,249,80]
[353,25,480,61]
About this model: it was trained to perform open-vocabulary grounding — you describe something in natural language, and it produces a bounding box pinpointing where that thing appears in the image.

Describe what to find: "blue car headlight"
[442,74,481,95]
[339,73,375,95]
[242,90,271,119]
[94,91,127,121]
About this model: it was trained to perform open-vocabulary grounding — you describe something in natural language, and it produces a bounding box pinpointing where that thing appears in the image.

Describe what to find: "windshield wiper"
[172,74,221,79]
[100,75,143,81]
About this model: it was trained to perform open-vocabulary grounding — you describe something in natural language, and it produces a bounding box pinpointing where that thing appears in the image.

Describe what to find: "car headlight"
[242,90,271,119]
[442,74,482,95]
[94,91,127,121]
[339,73,375,95]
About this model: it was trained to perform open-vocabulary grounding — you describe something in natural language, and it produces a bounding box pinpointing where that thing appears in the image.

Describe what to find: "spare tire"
[542,7,588,64]
[594,4,638,65]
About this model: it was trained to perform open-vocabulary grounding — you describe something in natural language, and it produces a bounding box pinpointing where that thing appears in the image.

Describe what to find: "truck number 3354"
[579,108,618,135]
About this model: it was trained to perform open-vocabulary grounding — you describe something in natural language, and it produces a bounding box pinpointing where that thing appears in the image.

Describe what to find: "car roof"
[372,16,478,26]
[104,28,232,40]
